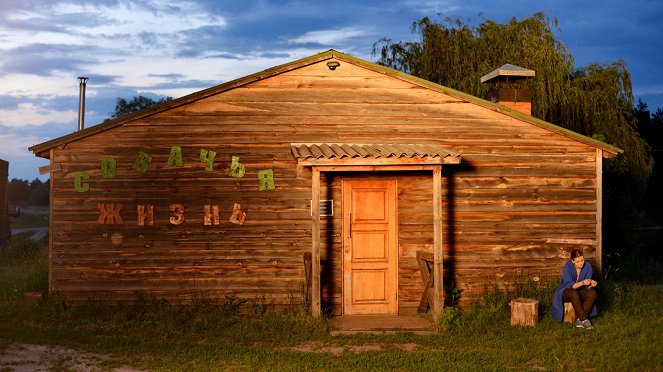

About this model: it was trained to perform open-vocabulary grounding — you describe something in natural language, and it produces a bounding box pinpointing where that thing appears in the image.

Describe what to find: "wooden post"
[0,159,9,250]
[303,252,312,306]
[432,166,443,321]
[416,250,435,313]
[48,149,54,292]
[311,168,321,316]
[510,298,539,327]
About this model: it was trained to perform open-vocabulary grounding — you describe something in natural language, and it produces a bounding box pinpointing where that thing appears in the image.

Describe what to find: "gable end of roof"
[29,49,623,159]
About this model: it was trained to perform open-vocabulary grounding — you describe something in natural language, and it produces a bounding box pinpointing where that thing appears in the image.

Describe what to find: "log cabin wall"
[45,56,601,311]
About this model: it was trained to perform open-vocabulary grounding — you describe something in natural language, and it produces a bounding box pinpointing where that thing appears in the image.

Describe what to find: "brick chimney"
[481,64,535,116]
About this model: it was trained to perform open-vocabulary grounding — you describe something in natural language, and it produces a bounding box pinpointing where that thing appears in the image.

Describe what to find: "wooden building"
[29,50,621,318]
[0,159,9,248]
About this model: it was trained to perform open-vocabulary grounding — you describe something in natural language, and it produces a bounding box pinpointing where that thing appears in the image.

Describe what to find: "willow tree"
[373,12,652,257]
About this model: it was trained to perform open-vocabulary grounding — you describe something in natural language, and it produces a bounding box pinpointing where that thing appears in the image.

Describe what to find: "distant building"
[0,159,9,248]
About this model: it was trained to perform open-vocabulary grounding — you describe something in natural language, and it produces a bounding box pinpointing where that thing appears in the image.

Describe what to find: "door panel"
[342,179,398,315]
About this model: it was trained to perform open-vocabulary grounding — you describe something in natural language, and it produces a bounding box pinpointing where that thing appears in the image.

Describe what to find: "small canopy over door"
[291,143,461,321]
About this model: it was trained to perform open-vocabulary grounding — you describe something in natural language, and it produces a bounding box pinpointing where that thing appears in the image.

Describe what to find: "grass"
[0,236,662,371]
[0,235,48,302]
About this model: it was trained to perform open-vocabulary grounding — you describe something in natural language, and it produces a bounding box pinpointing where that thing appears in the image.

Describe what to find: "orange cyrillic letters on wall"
[204,204,220,226]
[97,204,124,225]
[169,204,185,225]
[137,205,154,226]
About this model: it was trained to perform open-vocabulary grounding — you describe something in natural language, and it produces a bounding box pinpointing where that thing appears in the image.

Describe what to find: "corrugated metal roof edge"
[291,143,462,160]
[29,49,622,159]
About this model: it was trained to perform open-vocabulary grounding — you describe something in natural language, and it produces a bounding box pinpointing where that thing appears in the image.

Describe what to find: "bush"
[1,234,45,261]
[0,235,49,321]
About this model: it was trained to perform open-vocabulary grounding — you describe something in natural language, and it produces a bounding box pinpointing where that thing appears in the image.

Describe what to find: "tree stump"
[510,297,539,327]
[563,302,576,323]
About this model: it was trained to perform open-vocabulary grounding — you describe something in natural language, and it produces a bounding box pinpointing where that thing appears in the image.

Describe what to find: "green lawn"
[1,236,662,371]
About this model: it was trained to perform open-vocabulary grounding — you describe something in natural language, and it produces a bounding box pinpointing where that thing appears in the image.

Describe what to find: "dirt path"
[10,227,48,241]
[0,344,142,371]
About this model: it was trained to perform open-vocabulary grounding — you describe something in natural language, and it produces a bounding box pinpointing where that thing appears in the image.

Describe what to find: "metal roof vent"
[77,77,88,131]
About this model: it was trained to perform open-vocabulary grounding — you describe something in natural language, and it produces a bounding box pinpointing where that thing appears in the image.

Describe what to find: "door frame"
[341,178,398,315]
[306,163,452,322]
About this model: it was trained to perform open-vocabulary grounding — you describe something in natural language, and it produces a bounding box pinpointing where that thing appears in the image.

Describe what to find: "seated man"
[552,249,597,329]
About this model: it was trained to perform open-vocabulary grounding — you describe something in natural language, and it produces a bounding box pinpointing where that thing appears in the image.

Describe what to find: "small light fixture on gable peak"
[326,61,340,70]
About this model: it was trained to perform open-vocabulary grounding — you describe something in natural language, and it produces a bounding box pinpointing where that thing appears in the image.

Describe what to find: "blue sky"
[1,0,662,181]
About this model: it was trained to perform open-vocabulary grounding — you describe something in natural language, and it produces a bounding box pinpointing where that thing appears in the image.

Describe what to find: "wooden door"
[342,179,398,314]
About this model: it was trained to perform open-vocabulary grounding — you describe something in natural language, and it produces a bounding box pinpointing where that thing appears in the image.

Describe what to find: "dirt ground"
[0,340,426,370]
[0,342,423,371]
[288,340,427,355]
[0,344,142,371]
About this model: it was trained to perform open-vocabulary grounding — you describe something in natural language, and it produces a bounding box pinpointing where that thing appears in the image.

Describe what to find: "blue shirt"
[551,259,598,322]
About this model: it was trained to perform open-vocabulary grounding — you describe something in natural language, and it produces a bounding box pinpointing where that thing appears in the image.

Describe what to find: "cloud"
[257,52,291,59]
[174,25,231,58]
[0,95,22,110]
[0,103,76,127]
[288,27,368,45]
[636,83,663,96]
[0,133,41,156]
[203,53,247,60]
[0,73,88,98]
[49,1,226,36]
[147,73,186,79]
[0,0,229,70]
[402,0,462,15]
[0,43,99,75]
